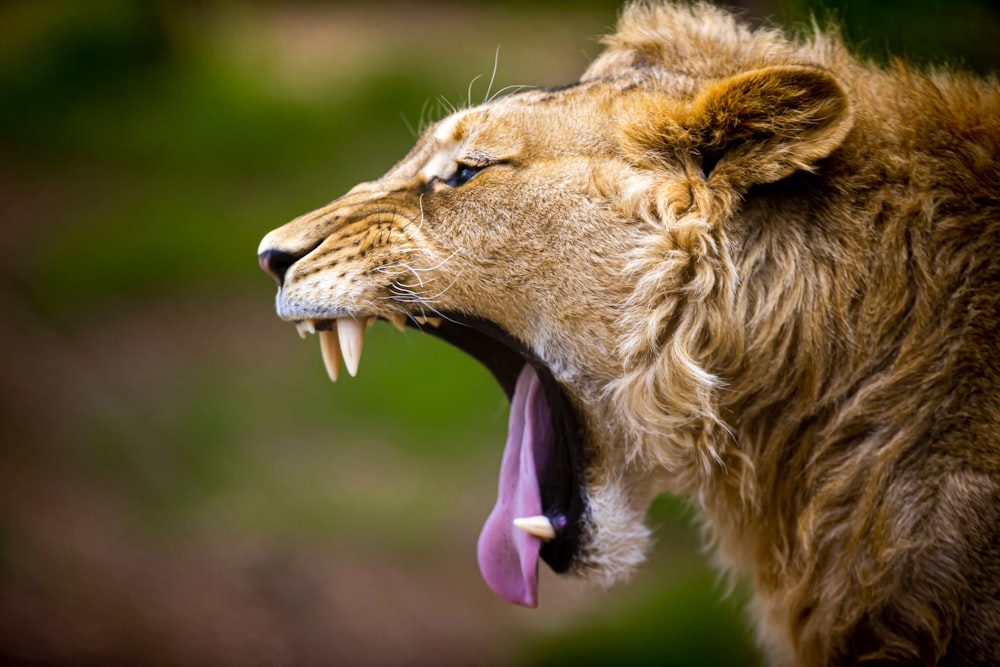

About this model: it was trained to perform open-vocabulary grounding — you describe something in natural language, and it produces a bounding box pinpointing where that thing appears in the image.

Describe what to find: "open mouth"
[293,314,588,608]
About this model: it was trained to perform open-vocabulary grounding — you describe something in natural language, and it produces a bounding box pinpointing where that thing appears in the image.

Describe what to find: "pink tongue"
[477,364,552,607]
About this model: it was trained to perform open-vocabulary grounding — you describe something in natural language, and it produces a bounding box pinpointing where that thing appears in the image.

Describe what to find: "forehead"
[425,81,621,158]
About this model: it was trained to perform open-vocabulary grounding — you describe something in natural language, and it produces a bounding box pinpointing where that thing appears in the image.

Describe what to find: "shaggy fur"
[258,3,1000,664]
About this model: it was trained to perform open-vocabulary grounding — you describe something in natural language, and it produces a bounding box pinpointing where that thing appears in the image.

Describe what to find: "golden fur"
[259,3,1000,664]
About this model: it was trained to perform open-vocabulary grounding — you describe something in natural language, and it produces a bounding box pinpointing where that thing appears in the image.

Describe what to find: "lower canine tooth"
[318,329,341,382]
[513,515,556,541]
[337,317,365,377]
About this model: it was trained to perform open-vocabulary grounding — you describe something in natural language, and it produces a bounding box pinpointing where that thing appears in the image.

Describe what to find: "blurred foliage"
[4,0,997,318]
[0,1,996,665]
[3,3,449,317]
[527,496,760,667]
[779,0,1000,73]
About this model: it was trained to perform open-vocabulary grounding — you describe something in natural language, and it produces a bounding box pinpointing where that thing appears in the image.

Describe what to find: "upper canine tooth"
[387,313,407,333]
[512,515,556,541]
[337,317,365,377]
[318,329,341,382]
[296,319,317,339]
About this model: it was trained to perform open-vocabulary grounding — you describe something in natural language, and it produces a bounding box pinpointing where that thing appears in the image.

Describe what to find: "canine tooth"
[337,317,364,377]
[387,313,407,333]
[296,319,316,339]
[513,515,556,541]
[414,316,428,325]
[318,329,341,382]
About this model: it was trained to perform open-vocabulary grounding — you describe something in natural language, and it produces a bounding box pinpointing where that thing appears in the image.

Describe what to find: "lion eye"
[443,163,484,188]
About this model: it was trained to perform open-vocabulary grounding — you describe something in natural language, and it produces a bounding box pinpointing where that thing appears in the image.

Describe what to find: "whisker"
[414,248,463,273]
[411,97,433,135]
[488,84,534,102]
[416,193,426,234]
[422,305,462,326]
[400,110,418,139]
[484,45,501,104]
[412,271,463,303]
[396,262,427,289]
[438,95,457,117]
[467,73,483,109]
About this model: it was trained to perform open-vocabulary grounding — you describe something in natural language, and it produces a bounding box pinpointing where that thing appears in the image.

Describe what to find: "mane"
[597,0,1000,611]
[585,1,852,83]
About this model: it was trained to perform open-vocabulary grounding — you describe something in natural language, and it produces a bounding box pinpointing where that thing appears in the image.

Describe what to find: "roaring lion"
[257,2,1000,664]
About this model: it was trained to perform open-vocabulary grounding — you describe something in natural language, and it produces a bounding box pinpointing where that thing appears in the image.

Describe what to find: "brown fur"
[258,3,1000,664]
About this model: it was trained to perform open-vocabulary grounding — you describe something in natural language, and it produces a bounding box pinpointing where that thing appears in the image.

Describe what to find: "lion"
[257,2,1000,664]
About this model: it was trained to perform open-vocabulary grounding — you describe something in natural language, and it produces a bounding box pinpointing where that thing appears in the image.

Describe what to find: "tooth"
[296,319,317,339]
[413,315,443,328]
[513,515,556,541]
[387,313,407,333]
[337,317,364,377]
[318,329,341,382]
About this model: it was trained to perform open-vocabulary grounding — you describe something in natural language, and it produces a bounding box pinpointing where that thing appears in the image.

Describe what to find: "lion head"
[257,2,854,608]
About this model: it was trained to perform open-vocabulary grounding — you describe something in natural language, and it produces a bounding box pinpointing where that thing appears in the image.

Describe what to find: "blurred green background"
[0,1,996,665]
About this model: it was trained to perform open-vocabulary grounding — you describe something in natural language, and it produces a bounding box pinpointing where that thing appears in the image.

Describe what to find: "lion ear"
[685,65,854,189]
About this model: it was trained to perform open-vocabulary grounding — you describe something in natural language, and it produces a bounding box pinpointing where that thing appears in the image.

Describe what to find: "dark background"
[1,1,997,664]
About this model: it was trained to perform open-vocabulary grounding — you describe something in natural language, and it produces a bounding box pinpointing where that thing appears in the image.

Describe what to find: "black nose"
[258,249,301,286]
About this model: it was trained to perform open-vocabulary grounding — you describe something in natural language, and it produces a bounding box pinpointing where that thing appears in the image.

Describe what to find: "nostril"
[258,249,301,286]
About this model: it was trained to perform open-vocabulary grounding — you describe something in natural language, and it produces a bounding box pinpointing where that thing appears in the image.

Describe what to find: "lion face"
[258,84,660,606]
[257,4,854,608]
